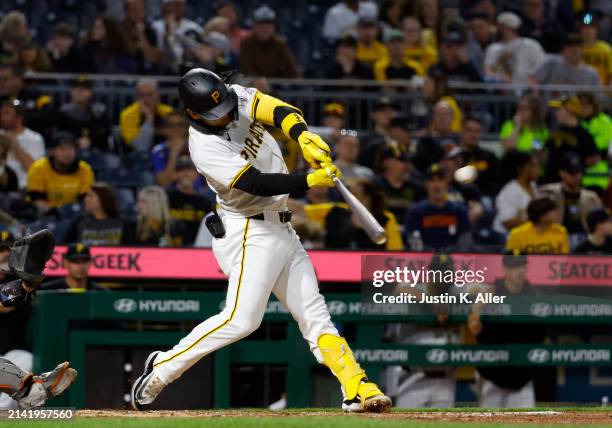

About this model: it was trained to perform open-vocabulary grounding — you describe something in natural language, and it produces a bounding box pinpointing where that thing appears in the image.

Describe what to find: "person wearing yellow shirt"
[401,16,438,72]
[355,16,388,66]
[506,197,569,254]
[119,78,173,151]
[579,11,612,85]
[374,30,424,82]
[26,132,94,211]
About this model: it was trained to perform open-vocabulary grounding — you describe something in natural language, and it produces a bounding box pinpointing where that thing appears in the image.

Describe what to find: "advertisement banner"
[44,247,612,286]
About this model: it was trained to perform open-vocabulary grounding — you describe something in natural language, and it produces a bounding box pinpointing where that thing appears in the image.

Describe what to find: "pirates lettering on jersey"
[240,122,266,160]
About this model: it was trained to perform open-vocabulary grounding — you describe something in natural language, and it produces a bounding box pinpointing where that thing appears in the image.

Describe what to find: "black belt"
[248,210,292,223]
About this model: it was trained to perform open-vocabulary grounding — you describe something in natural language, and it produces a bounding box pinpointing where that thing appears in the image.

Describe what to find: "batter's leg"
[272,229,391,413]
[132,219,292,409]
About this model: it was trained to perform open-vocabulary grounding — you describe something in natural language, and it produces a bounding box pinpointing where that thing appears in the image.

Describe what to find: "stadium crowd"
[0,0,611,256]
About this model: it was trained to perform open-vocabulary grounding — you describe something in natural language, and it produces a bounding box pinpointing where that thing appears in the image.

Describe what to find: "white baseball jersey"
[188,84,289,218]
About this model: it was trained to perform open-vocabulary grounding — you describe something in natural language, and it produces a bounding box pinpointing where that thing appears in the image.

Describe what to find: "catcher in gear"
[131,69,391,413]
[0,230,77,409]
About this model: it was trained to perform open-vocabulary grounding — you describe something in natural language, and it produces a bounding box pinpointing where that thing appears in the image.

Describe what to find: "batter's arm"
[232,164,308,196]
[250,91,331,168]
[232,163,340,196]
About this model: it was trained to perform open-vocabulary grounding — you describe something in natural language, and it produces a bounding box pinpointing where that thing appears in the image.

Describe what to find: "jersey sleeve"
[26,161,46,195]
[189,133,251,190]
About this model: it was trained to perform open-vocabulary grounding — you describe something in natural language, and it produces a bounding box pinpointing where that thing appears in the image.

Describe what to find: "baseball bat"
[331,175,387,245]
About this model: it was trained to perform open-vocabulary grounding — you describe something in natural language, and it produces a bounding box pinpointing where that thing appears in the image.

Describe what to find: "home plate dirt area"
[74,409,612,426]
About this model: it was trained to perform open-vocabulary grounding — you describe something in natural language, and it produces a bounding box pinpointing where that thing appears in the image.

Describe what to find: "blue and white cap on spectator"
[204,31,230,53]
[253,5,276,23]
[442,31,465,45]
[497,12,522,30]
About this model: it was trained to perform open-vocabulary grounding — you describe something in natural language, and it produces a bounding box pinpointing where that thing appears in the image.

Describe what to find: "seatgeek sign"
[44,247,612,286]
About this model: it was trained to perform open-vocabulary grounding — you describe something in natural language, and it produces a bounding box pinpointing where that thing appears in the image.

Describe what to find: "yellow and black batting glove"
[306,163,342,188]
[298,131,332,169]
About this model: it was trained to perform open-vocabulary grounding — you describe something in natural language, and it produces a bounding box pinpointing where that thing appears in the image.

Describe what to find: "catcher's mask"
[8,229,55,283]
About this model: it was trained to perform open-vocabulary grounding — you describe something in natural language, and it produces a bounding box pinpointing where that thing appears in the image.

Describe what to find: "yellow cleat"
[358,380,392,413]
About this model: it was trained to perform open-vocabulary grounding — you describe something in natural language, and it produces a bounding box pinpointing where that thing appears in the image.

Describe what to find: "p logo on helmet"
[211,91,221,104]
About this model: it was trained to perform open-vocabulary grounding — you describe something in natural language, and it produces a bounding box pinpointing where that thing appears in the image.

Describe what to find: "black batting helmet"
[178,68,238,121]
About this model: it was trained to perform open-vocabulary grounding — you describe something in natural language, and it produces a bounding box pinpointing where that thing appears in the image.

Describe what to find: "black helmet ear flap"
[8,229,55,283]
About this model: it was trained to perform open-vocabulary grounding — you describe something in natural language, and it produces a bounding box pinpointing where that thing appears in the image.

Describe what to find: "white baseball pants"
[154,215,339,383]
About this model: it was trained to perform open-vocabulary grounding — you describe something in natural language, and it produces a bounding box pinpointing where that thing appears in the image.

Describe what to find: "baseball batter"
[131,69,391,413]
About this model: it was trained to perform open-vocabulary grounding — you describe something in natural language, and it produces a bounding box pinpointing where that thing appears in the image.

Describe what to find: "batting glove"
[298,131,332,169]
[306,163,342,188]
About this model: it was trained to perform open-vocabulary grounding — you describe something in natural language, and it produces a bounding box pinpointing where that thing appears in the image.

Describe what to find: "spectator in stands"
[0,11,29,65]
[325,177,403,250]
[120,0,162,74]
[493,152,540,235]
[378,0,407,40]
[373,145,424,223]
[183,31,235,75]
[355,16,387,67]
[0,99,44,189]
[26,132,94,212]
[333,129,374,180]
[40,244,104,291]
[386,115,413,154]
[151,0,202,73]
[401,16,438,72]
[152,112,189,187]
[324,35,374,81]
[539,154,601,240]
[63,183,125,246]
[466,12,495,76]
[500,93,548,153]
[373,30,422,82]
[404,163,471,250]
[469,252,546,408]
[427,31,483,86]
[578,92,612,191]
[81,16,133,74]
[414,100,458,173]
[484,12,545,84]
[167,156,211,246]
[359,97,397,168]
[418,71,462,132]
[533,34,601,87]
[46,23,82,73]
[213,1,249,54]
[240,6,301,78]
[0,135,18,193]
[0,65,39,106]
[59,77,112,152]
[544,95,599,184]
[458,116,500,197]
[128,185,182,247]
[324,102,346,140]
[119,78,173,151]
[506,197,569,254]
[18,40,51,72]
[412,0,439,47]
[575,209,612,254]
[322,0,379,41]
[519,0,565,53]
[578,11,611,86]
